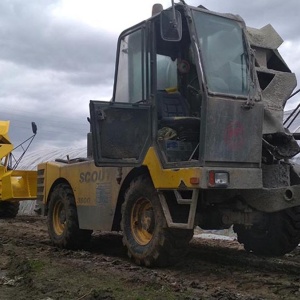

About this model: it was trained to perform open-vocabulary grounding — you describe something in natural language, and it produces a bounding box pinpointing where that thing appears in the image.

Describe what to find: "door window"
[115,28,149,103]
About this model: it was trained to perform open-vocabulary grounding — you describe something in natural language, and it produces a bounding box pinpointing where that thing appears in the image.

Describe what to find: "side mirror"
[160,9,182,42]
[31,122,37,135]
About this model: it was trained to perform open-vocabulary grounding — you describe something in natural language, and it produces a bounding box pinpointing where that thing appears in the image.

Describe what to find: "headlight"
[208,171,229,188]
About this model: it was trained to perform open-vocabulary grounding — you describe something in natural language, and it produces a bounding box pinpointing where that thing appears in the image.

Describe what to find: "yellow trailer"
[0,121,37,218]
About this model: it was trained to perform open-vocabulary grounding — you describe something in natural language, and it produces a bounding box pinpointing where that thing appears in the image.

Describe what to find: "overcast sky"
[1,0,300,155]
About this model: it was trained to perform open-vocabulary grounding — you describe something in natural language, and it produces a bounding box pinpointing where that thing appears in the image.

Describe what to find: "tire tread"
[121,176,192,267]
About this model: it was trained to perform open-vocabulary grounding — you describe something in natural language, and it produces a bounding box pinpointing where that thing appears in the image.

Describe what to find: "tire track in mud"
[1,216,300,300]
[186,242,300,275]
[1,215,300,276]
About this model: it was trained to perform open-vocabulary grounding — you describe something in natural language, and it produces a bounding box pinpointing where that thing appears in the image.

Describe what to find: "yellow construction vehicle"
[37,1,300,267]
[0,121,37,218]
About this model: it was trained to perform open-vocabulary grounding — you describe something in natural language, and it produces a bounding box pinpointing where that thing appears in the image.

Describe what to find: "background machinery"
[0,121,37,218]
[37,1,300,267]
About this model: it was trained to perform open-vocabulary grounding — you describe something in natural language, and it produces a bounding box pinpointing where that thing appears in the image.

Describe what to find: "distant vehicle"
[0,121,37,218]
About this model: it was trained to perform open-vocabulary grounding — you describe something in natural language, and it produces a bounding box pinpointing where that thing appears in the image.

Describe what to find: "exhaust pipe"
[152,3,163,16]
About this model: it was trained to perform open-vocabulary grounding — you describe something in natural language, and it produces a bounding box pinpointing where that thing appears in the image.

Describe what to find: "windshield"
[192,10,251,96]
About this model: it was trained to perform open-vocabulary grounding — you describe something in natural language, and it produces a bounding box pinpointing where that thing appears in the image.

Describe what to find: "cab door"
[90,25,152,167]
[90,101,151,166]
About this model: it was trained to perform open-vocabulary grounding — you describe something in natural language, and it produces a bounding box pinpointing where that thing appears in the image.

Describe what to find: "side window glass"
[115,29,148,103]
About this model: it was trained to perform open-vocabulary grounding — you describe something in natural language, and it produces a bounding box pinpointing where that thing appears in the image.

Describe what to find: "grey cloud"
[67,69,115,86]
[0,1,117,152]
[195,0,300,41]
[0,0,117,85]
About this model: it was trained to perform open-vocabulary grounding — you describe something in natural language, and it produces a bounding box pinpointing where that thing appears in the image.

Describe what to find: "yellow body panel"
[0,120,37,202]
[0,120,11,143]
[40,147,200,208]
[39,160,133,231]
[0,170,37,201]
[143,147,201,189]
[39,160,124,206]
[0,121,13,160]
[0,144,14,161]
[38,147,201,231]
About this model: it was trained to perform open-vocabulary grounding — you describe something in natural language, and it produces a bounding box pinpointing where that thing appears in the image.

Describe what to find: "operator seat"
[156,90,200,141]
[157,90,190,119]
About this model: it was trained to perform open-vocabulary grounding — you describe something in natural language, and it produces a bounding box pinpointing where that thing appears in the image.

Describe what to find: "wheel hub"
[53,201,66,236]
[59,210,66,224]
[131,198,155,245]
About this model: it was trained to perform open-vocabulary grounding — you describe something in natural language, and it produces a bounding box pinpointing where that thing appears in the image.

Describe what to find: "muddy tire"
[47,183,92,249]
[234,206,300,256]
[0,201,19,218]
[121,176,193,267]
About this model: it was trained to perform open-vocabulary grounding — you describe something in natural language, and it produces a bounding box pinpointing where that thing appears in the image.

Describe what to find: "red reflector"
[208,171,215,186]
[190,177,199,185]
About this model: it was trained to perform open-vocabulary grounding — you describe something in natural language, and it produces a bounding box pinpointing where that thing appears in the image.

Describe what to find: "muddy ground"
[0,216,300,300]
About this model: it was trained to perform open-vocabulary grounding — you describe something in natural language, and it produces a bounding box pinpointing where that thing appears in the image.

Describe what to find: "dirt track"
[0,216,300,300]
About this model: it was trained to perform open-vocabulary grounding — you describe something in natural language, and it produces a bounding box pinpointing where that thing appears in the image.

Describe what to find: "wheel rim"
[131,197,155,245]
[53,200,66,236]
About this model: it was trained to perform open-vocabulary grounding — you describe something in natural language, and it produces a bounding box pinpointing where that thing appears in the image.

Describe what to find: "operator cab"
[154,10,201,163]
[90,2,263,168]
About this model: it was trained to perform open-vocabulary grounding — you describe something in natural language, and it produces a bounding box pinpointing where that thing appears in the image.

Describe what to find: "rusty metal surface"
[247,25,297,134]
[241,185,300,213]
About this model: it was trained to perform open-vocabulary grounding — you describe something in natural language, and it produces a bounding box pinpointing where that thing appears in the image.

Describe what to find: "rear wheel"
[0,201,19,218]
[121,176,193,267]
[234,206,300,256]
[47,183,92,249]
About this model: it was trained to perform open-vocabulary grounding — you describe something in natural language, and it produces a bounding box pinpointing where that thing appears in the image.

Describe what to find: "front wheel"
[47,183,92,249]
[234,206,300,256]
[121,176,193,267]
